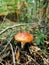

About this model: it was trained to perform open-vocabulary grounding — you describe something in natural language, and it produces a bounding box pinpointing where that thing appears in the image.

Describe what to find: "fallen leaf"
[15,50,20,61]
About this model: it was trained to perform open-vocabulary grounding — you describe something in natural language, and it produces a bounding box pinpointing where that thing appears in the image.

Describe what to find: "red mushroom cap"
[14,32,33,43]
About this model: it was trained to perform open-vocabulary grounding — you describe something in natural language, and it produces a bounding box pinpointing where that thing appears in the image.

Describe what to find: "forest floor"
[0,17,49,65]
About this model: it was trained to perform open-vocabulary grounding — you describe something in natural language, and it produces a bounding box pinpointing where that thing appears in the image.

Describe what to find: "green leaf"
[35,38,40,45]
[40,38,44,45]
[36,30,41,36]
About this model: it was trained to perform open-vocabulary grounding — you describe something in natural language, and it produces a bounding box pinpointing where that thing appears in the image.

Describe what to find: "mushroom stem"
[21,42,25,49]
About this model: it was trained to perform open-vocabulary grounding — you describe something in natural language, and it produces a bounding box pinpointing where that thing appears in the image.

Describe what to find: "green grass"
[0,21,33,39]
[0,21,16,38]
[0,21,15,31]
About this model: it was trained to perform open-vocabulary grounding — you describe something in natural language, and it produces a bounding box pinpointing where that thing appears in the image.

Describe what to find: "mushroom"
[14,32,33,48]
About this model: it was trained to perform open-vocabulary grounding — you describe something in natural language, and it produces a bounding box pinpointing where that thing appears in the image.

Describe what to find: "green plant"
[35,29,46,45]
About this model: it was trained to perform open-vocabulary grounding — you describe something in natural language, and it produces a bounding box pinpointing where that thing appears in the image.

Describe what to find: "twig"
[10,43,15,65]
[2,51,10,59]
[26,54,40,65]
[0,37,13,55]
[0,43,9,55]
[0,24,26,35]
[0,23,45,35]
[33,51,49,64]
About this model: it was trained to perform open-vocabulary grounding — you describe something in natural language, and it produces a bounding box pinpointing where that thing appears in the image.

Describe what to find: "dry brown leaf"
[15,50,20,61]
